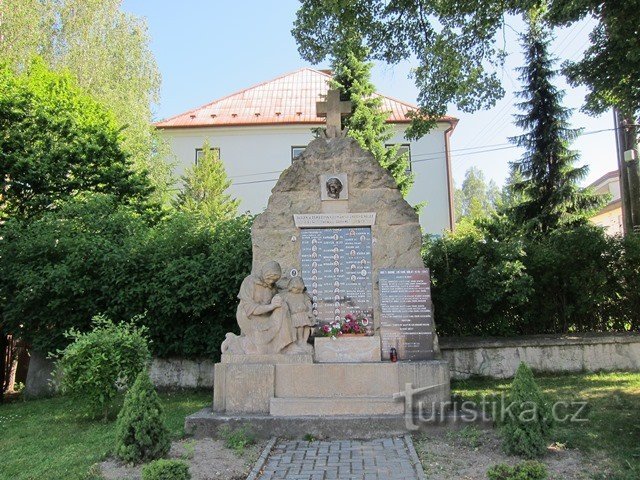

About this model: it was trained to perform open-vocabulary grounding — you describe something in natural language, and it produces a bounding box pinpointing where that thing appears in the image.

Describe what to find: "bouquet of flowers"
[319,313,371,338]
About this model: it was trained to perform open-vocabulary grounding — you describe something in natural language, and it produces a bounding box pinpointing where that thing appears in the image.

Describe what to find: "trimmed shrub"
[487,460,548,480]
[142,459,191,480]
[115,371,170,463]
[0,194,252,360]
[423,224,640,337]
[500,363,554,458]
[54,315,150,419]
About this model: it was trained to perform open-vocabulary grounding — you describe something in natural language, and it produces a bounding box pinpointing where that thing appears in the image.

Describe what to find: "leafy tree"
[548,1,640,119]
[292,0,519,136]
[0,0,171,201]
[54,315,150,420]
[0,59,152,220]
[508,8,601,234]
[115,370,170,463]
[455,167,500,222]
[292,1,640,132]
[331,46,413,195]
[174,141,240,222]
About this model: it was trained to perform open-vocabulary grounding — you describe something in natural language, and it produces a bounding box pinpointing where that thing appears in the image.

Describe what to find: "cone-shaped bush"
[501,362,554,458]
[115,371,170,463]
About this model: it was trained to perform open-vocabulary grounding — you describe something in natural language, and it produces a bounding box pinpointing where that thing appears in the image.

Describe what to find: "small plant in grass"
[219,425,255,455]
[180,439,197,460]
[501,363,554,458]
[115,371,171,463]
[304,433,317,442]
[142,459,191,480]
[487,460,548,480]
[447,425,482,449]
[54,315,150,420]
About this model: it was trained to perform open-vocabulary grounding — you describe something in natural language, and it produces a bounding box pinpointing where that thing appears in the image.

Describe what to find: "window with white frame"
[195,147,220,165]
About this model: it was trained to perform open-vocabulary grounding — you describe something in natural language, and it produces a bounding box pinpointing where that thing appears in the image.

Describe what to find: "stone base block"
[269,397,403,416]
[185,408,491,440]
[220,353,313,364]
[314,336,382,363]
[212,360,451,418]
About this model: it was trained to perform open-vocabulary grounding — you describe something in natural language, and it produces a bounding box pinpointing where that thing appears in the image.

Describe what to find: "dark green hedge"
[424,224,640,337]
[0,194,252,359]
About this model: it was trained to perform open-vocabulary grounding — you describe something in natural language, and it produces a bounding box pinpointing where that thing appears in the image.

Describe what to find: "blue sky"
[122,0,617,188]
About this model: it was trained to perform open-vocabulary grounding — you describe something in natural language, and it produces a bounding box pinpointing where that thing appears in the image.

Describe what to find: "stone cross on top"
[316,89,352,138]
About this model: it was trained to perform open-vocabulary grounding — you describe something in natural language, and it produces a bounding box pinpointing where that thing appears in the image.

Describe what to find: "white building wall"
[160,124,452,235]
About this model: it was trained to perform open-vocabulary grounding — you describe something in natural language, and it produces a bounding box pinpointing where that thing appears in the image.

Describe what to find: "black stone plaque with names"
[300,227,373,325]
[379,269,434,360]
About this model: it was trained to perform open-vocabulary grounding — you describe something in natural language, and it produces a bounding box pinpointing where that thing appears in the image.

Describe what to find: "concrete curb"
[246,436,276,480]
[404,435,427,480]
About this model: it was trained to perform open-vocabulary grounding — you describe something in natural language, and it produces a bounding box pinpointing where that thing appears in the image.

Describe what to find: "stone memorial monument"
[188,90,451,438]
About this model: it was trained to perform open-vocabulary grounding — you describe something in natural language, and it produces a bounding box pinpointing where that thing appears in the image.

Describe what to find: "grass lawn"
[0,390,211,480]
[452,371,640,480]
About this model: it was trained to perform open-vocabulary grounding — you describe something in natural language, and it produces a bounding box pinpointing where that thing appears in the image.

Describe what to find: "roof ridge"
[157,67,325,124]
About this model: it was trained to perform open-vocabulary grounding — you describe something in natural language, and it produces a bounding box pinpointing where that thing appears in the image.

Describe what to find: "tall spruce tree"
[331,47,414,197]
[508,7,601,234]
[174,141,239,222]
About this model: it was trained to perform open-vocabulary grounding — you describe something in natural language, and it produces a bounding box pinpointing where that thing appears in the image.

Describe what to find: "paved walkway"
[248,436,425,480]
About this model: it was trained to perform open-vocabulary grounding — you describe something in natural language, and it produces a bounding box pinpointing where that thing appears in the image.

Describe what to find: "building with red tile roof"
[155,68,457,233]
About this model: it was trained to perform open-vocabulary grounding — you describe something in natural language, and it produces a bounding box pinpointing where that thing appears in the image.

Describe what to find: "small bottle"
[390,347,398,362]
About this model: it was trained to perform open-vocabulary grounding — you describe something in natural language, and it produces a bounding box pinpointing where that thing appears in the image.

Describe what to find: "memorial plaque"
[379,269,434,361]
[300,227,373,325]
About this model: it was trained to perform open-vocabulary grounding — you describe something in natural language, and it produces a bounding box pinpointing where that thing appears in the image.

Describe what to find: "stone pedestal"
[212,356,450,417]
[314,336,382,363]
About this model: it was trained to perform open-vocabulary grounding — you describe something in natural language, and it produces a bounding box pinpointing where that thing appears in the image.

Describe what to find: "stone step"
[269,396,404,416]
[274,363,401,398]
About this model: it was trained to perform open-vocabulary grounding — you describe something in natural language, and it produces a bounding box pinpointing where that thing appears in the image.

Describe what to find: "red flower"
[345,313,355,321]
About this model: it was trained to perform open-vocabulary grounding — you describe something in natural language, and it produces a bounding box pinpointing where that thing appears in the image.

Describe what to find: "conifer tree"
[174,141,240,222]
[508,7,602,235]
[331,47,414,197]
[501,362,554,458]
[115,370,170,463]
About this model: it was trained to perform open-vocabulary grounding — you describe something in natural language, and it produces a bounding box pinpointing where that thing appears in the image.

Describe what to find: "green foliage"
[115,371,171,464]
[0,59,152,220]
[424,223,640,336]
[142,459,191,480]
[331,47,413,196]
[0,193,253,358]
[508,10,602,235]
[455,167,501,222]
[174,141,240,222]
[487,460,548,480]
[293,1,640,130]
[0,0,171,201]
[549,1,640,118]
[219,425,255,455]
[501,363,554,458]
[423,225,533,336]
[292,0,509,129]
[54,315,150,420]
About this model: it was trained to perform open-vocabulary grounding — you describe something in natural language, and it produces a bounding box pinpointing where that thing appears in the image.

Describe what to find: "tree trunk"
[0,333,7,403]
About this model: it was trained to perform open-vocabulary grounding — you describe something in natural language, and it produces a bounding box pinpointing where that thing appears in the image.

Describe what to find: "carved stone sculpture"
[221,261,312,355]
[325,177,343,199]
[280,276,315,353]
